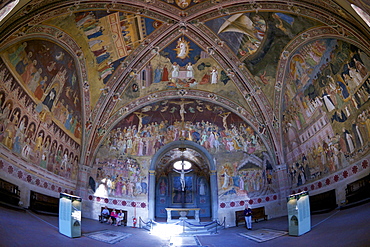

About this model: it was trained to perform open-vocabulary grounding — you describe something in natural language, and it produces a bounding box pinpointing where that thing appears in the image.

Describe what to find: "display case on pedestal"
[59,193,82,238]
[287,191,311,236]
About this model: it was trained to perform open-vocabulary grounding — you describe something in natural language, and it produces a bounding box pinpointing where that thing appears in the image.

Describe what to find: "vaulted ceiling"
[0,0,369,167]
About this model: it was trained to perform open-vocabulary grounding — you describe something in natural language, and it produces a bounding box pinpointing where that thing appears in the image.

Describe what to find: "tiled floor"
[0,201,369,247]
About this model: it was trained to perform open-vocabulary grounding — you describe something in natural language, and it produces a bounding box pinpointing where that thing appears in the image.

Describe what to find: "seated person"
[101,206,110,223]
[115,210,124,226]
[108,209,117,225]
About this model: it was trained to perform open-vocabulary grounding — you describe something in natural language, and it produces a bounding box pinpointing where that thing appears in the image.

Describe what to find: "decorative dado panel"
[87,195,147,209]
[219,193,279,209]
[0,155,75,194]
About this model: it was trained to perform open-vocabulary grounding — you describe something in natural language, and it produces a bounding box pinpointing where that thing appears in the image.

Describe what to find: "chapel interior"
[0,0,369,230]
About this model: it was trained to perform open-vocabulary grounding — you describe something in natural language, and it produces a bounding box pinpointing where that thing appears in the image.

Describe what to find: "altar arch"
[148,140,218,221]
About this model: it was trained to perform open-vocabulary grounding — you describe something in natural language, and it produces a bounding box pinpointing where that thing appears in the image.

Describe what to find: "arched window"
[0,0,19,23]
[173,160,192,170]
[351,4,370,27]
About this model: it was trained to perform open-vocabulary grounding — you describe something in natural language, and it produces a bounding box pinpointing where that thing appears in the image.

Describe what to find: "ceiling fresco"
[205,12,321,104]
[158,0,203,10]
[45,10,162,106]
[114,36,248,111]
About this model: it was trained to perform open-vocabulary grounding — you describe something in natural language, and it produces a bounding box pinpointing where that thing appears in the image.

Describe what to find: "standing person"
[244,205,253,230]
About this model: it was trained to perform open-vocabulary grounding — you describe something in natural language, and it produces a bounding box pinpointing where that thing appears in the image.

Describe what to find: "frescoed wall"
[0,39,81,181]
[282,38,370,188]
[90,99,276,204]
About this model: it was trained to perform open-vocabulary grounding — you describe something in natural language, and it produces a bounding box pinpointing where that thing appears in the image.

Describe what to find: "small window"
[352,4,370,27]
[0,0,19,23]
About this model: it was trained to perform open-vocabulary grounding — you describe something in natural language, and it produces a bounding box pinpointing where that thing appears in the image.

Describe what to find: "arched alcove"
[148,140,218,221]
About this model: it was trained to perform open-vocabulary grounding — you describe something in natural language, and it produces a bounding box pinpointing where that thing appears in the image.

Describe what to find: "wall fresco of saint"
[282,38,370,188]
[92,99,276,200]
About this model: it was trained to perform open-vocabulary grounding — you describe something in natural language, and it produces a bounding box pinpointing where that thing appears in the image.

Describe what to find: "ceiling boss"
[174,37,192,59]
[176,0,191,9]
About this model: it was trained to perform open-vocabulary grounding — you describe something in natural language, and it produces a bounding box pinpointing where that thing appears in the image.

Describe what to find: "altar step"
[147,220,222,236]
[176,222,220,236]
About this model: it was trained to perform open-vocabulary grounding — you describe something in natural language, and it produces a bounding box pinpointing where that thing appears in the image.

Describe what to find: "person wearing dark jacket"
[244,205,253,230]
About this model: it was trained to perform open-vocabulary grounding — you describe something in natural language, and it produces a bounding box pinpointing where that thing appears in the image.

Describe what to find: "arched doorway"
[148,140,218,221]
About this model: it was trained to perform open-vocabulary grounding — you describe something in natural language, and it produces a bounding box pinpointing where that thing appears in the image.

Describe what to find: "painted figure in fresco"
[353,58,367,78]
[199,178,206,195]
[169,99,193,123]
[153,65,162,83]
[321,89,336,112]
[342,127,355,155]
[0,93,5,110]
[331,75,350,100]
[186,62,194,78]
[162,65,169,81]
[16,116,27,138]
[22,59,37,85]
[1,102,12,122]
[12,132,22,153]
[8,42,27,66]
[34,76,47,100]
[171,62,179,79]
[10,109,20,125]
[210,66,218,84]
[221,167,231,189]
[42,87,56,111]
[219,112,231,130]
[159,178,167,196]
[133,112,148,134]
[351,120,364,150]
[34,131,44,152]
[176,38,187,59]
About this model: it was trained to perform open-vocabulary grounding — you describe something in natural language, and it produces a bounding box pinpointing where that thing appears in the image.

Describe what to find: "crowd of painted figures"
[286,102,370,188]
[284,43,370,188]
[101,119,264,157]
[94,157,148,198]
[6,41,82,139]
[0,90,79,180]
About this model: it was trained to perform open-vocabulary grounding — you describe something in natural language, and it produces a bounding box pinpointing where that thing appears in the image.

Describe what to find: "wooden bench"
[0,178,20,206]
[235,206,268,226]
[30,191,59,215]
[99,207,127,226]
[252,206,268,222]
